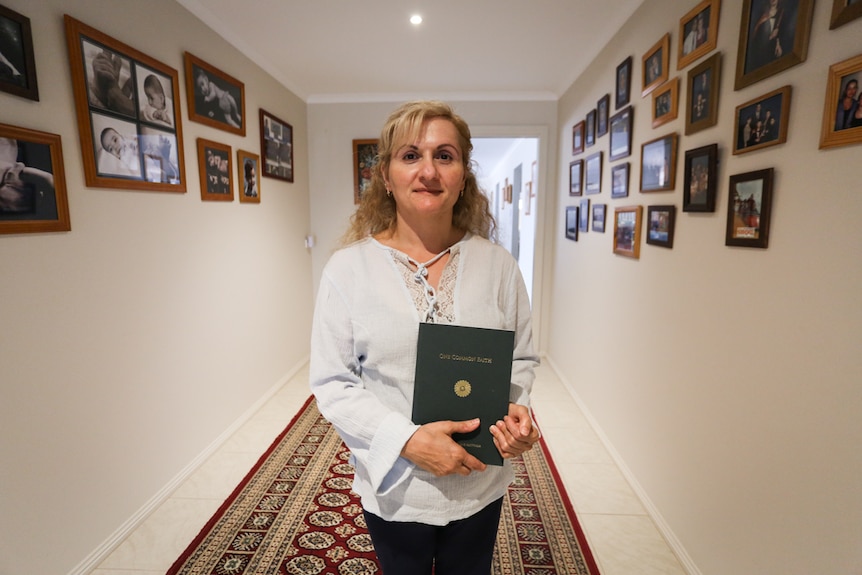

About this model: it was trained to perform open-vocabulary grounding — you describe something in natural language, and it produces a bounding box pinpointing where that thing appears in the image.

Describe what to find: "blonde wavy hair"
[340,100,496,246]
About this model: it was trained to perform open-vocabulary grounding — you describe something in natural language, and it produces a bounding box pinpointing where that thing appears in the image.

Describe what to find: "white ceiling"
[176,0,645,103]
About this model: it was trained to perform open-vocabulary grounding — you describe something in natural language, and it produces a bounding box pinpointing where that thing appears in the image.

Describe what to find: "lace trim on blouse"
[390,246,459,323]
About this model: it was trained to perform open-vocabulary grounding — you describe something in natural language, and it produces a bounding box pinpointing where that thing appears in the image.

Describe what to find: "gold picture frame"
[237,149,260,204]
[652,77,680,128]
[820,53,862,150]
[184,52,245,136]
[642,33,670,97]
[829,0,862,29]
[685,52,722,135]
[613,205,643,259]
[678,0,721,70]
[197,138,233,202]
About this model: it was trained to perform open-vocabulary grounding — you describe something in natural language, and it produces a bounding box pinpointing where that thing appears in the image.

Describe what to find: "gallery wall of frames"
[563,0,862,255]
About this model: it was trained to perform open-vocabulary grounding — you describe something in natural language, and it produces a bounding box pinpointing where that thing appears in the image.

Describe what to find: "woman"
[835,78,858,131]
[309,100,539,575]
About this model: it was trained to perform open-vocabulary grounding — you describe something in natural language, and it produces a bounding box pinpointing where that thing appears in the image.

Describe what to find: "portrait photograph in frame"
[734,0,815,91]
[616,56,633,109]
[585,109,597,147]
[565,205,579,241]
[678,0,721,71]
[260,109,294,182]
[734,85,792,154]
[830,0,862,29]
[646,205,677,248]
[592,203,607,233]
[652,77,680,128]
[683,143,718,212]
[640,133,679,192]
[0,4,38,101]
[609,106,633,161]
[197,138,233,202]
[819,53,862,150]
[353,138,378,204]
[0,123,70,235]
[237,149,260,204]
[597,94,611,137]
[642,33,670,97]
[686,52,721,135]
[611,162,630,198]
[726,168,773,248]
[579,198,590,232]
[184,52,245,136]
[64,15,185,192]
[585,151,603,195]
[572,120,585,155]
[569,159,583,196]
[613,205,643,259]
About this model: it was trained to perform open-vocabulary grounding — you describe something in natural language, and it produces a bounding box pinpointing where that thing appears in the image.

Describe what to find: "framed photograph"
[579,199,590,232]
[616,56,633,109]
[64,15,185,192]
[197,138,233,202]
[613,205,643,259]
[642,33,670,97]
[569,159,583,196]
[596,94,611,137]
[734,85,792,154]
[726,168,774,248]
[678,0,721,70]
[819,54,862,150]
[572,120,585,155]
[686,52,721,135]
[0,4,38,100]
[565,206,579,241]
[609,106,634,161]
[592,203,607,233]
[585,151,602,195]
[260,109,294,182]
[640,133,679,192]
[652,77,680,128]
[184,52,245,136]
[646,205,677,248]
[237,149,260,204]
[611,162,630,198]
[352,138,378,204]
[585,109,596,147]
[683,143,718,212]
[734,0,815,91]
[830,0,862,29]
[0,123,70,235]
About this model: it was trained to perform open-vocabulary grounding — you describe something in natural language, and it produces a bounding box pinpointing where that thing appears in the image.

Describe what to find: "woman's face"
[384,117,466,223]
[845,81,858,99]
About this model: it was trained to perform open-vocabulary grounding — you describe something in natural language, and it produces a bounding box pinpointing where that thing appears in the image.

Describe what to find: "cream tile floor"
[91,361,687,575]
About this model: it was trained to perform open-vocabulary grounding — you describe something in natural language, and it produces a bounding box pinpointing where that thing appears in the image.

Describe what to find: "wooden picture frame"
[652,77,680,128]
[686,52,721,135]
[197,138,233,202]
[646,205,677,248]
[734,85,792,154]
[611,162,630,198]
[726,168,774,248]
[819,53,862,150]
[0,123,70,234]
[596,94,611,137]
[0,4,38,101]
[565,205,579,241]
[572,120,585,155]
[579,198,590,232]
[592,203,607,233]
[184,52,245,136]
[585,151,602,195]
[260,109,294,182]
[830,0,862,29]
[734,0,815,91]
[585,109,597,148]
[237,149,260,204]
[64,15,185,192]
[569,159,583,196]
[683,143,718,212]
[609,106,634,161]
[640,133,679,192]
[353,138,378,204]
[616,56,633,109]
[613,205,643,259]
[642,33,670,97]
[678,0,721,70]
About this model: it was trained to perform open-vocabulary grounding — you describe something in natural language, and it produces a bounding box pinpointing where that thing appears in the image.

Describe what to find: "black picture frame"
[686,52,722,135]
[596,94,611,137]
[640,133,679,192]
[184,52,245,136]
[734,85,792,154]
[565,205,579,241]
[646,205,677,248]
[0,4,38,101]
[616,56,633,110]
[585,151,602,195]
[585,109,596,147]
[579,198,590,232]
[569,159,583,196]
[611,163,630,199]
[609,106,634,161]
[726,168,774,248]
[683,144,718,212]
[592,203,607,233]
[260,108,294,182]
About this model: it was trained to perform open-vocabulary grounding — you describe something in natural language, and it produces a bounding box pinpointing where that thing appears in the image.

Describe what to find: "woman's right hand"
[401,419,487,477]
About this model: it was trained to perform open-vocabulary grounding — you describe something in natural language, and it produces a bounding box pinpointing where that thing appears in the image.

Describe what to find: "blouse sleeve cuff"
[366,411,418,494]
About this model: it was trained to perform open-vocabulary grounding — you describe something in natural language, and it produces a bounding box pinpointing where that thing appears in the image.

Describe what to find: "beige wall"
[0,1,311,574]
[550,0,861,573]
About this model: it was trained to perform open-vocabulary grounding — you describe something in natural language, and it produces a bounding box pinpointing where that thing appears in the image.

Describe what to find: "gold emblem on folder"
[454,380,472,398]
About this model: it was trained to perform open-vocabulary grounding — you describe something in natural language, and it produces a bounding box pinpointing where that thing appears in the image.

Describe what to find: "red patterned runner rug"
[167,396,600,575]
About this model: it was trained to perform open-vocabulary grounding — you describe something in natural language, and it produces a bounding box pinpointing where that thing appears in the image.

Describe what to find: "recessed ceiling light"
[410,14,423,25]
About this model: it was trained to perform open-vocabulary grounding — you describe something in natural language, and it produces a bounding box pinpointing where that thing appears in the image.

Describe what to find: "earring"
[386,189,392,198]
[460,190,464,198]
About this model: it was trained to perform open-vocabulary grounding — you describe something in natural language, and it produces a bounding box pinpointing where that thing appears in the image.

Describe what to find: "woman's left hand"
[490,403,540,459]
